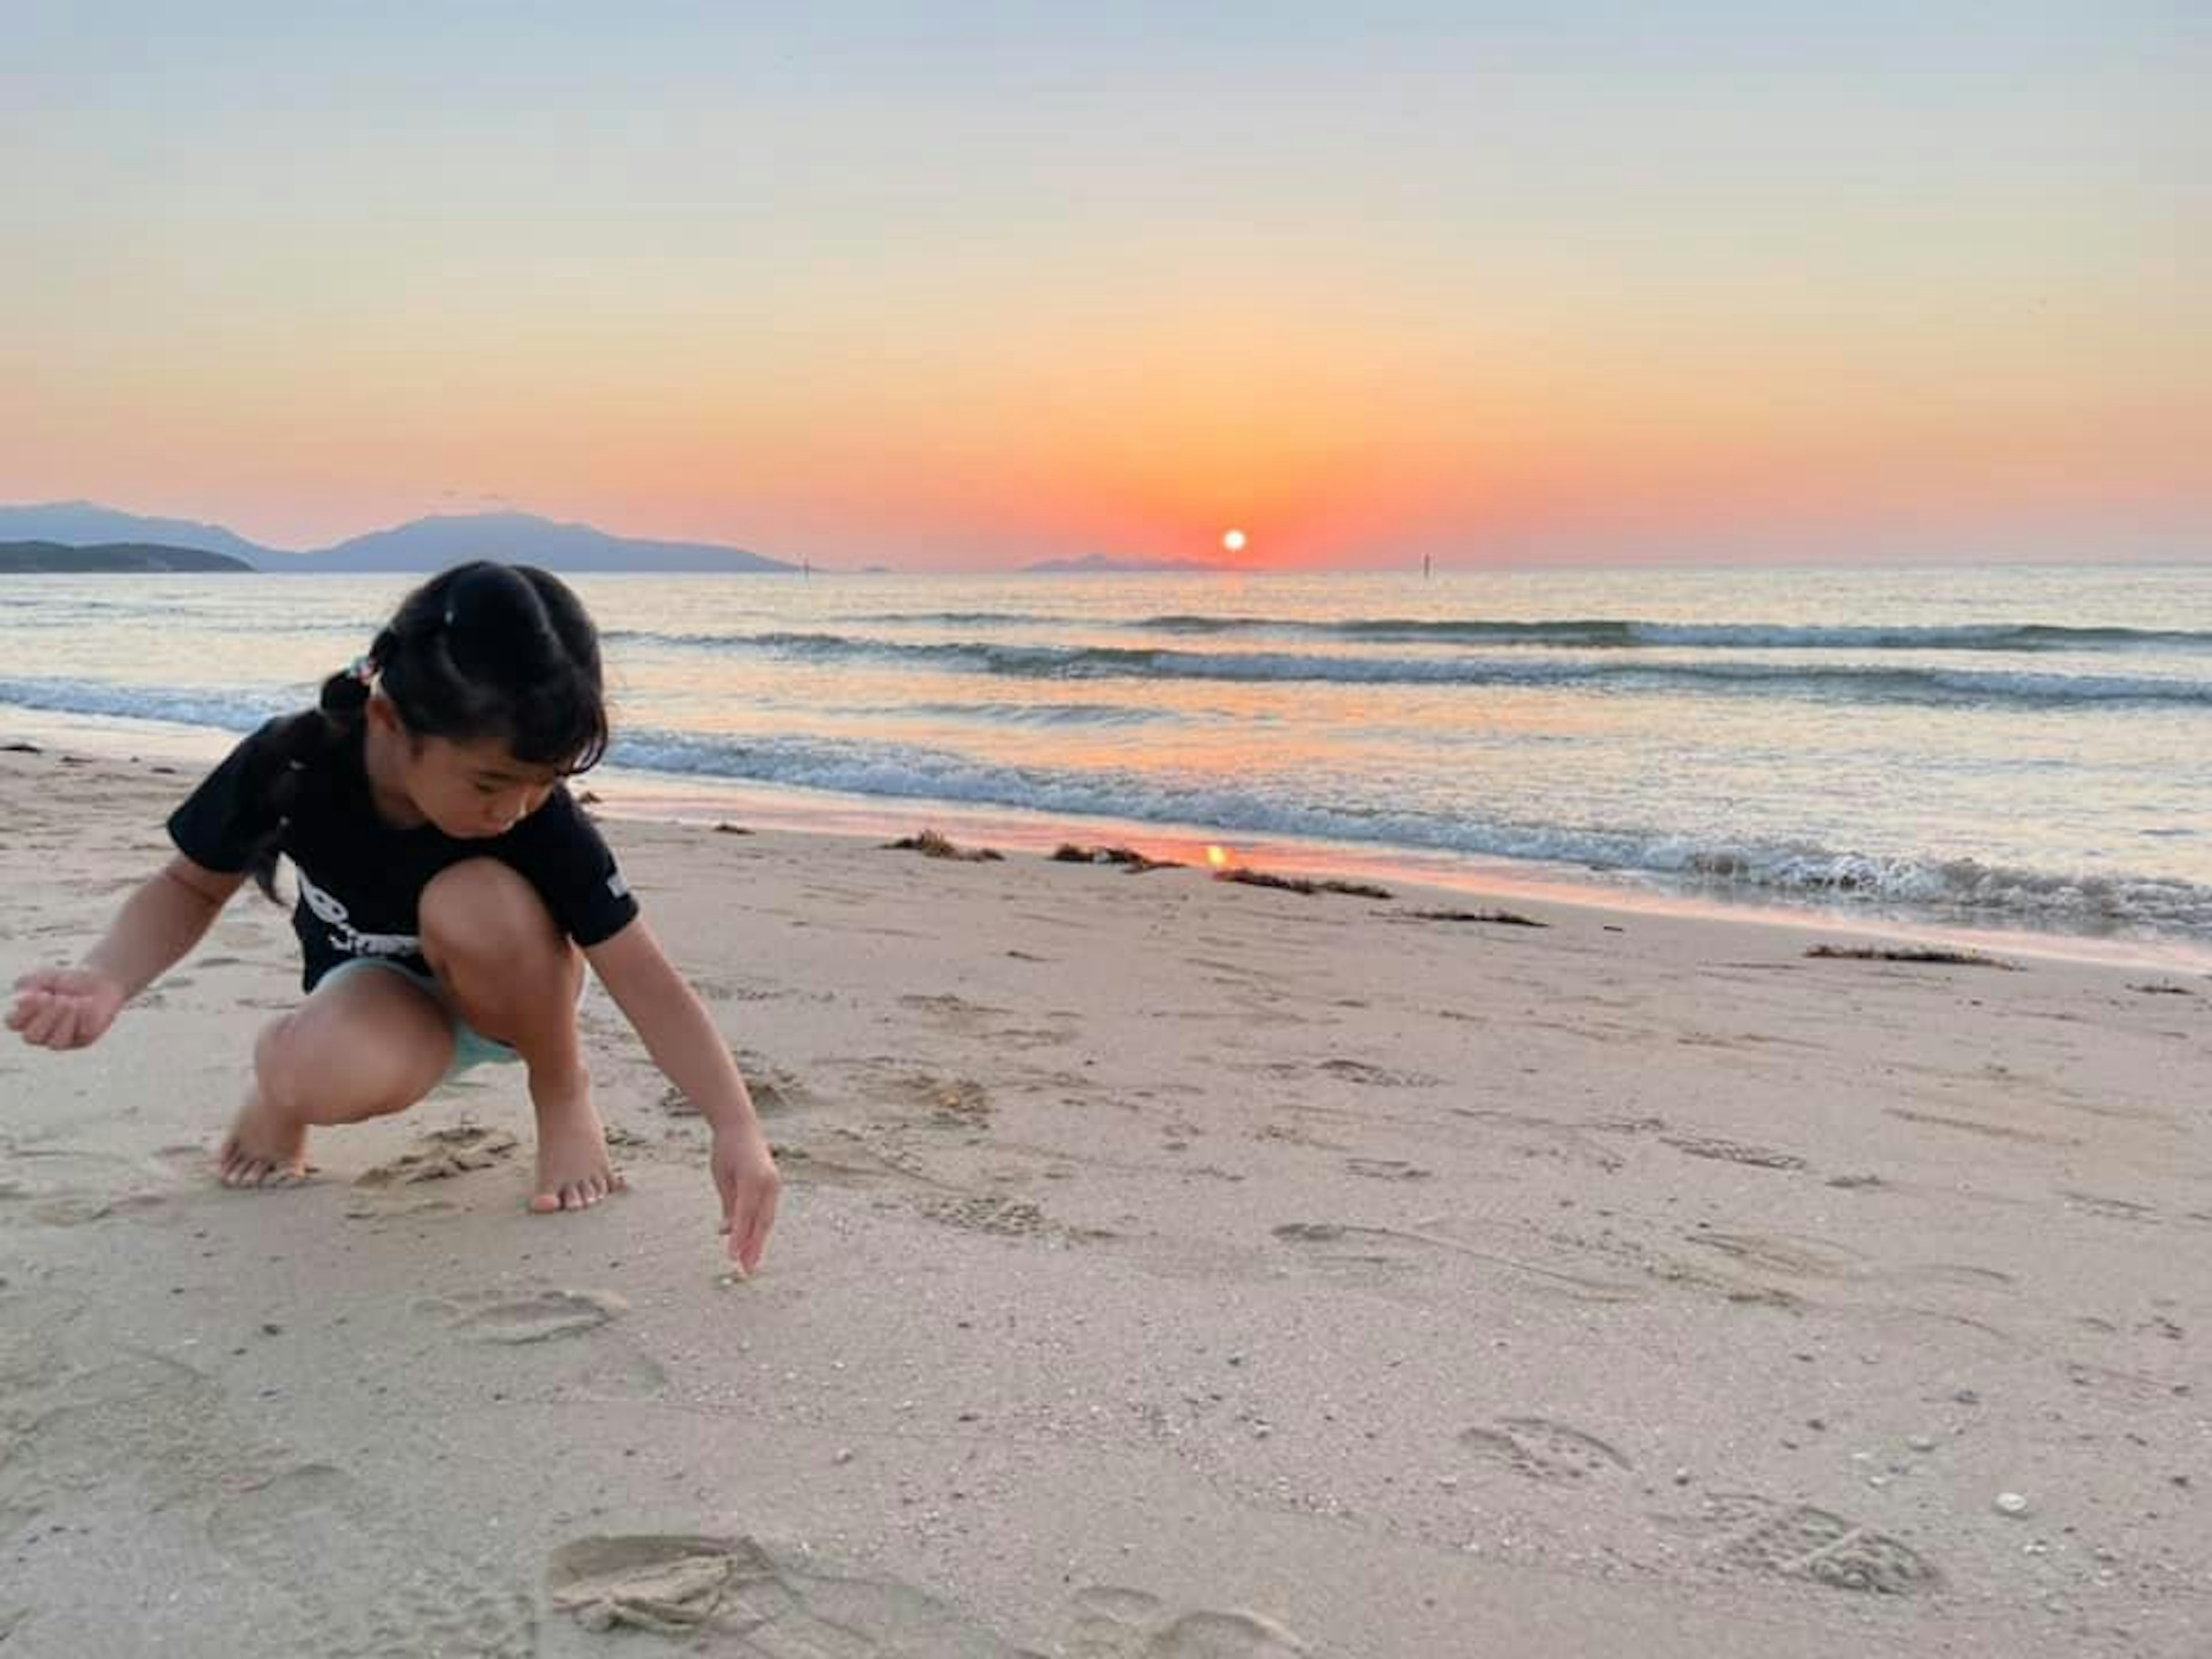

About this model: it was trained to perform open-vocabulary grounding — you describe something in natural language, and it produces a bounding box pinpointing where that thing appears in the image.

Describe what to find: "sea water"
[3,562,2207,955]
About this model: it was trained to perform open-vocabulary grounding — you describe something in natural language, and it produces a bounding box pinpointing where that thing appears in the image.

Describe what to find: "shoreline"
[7,702,2207,976]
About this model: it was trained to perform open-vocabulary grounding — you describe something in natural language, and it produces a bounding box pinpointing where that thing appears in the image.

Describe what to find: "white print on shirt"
[298,872,421,960]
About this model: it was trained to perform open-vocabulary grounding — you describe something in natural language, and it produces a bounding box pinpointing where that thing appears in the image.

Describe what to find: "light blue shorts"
[317,956,525,1081]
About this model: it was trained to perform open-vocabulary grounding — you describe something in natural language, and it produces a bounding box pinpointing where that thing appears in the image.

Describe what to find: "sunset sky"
[5,4,2205,569]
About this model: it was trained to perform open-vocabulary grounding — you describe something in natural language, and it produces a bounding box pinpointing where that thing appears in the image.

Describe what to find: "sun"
[1221,528,1247,554]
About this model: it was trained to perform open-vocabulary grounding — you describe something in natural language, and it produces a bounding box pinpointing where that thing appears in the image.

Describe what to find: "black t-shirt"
[169,718,640,992]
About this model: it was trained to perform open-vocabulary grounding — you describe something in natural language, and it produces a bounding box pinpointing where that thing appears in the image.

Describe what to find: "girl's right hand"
[7,968,127,1050]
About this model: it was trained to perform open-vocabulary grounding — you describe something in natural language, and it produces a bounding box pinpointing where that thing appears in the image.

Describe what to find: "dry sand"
[2,741,2209,1657]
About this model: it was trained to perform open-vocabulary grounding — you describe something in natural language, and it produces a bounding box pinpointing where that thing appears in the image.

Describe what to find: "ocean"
[3,562,2208,960]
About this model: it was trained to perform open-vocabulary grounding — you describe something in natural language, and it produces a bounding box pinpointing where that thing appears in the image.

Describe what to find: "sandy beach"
[2,739,2208,1657]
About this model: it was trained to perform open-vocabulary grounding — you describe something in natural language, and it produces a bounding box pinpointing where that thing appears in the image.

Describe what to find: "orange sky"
[5,10,2205,567]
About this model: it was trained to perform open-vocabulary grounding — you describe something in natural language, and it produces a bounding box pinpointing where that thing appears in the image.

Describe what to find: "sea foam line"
[597,633,2212,707]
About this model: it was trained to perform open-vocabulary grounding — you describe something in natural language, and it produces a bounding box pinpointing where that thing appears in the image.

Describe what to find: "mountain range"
[0,501,795,574]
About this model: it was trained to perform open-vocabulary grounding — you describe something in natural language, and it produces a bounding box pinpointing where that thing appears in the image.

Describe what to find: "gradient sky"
[4,3,2205,569]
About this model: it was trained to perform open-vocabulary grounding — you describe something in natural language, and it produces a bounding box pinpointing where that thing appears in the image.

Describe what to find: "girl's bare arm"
[586,917,781,1271]
[9,855,245,1048]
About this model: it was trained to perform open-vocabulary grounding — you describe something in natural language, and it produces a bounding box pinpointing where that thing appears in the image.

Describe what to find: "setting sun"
[1222,529,1247,554]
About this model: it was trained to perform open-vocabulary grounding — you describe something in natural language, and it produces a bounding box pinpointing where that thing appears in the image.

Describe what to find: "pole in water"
[1422,554,1431,579]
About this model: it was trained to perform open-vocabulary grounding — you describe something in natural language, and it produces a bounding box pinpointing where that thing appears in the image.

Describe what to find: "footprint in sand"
[898,992,1016,1025]
[346,1126,518,1219]
[354,1124,519,1188]
[564,1346,671,1403]
[0,1145,172,1228]
[1063,1585,1312,1656]
[2058,1190,2161,1224]
[420,1287,627,1344]
[1661,1134,1807,1172]
[768,1137,929,1190]
[212,1462,535,1657]
[1683,1493,1940,1596]
[1262,1059,1441,1090]
[1458,1416,1632,1484]
[921,1192,1054,1238]
[1684,1231,1867,1279]
[665,1050,812,1117]
[1267,1221,1423,1287]
[1318,1058,1441,1089]
[0,1290,79,1396]
[1272,1222,1642,1305]
[2061,1359,2177,1410]
[0,1349,227,1544]
[547,1533,1036,1654]
[1344,1157,1434,1182]
[855,1067,995,1127]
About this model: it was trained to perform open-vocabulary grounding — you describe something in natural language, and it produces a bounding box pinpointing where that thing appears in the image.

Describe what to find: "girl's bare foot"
[529,1085,626,1213]
[218,1088,310,1187]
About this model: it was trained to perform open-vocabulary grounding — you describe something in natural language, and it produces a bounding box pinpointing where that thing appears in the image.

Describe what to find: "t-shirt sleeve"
[506,786,641,948]
[166,720,286,873]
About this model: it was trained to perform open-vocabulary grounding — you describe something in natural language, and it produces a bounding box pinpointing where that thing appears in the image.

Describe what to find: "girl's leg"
[220,965,456,1186]
[418,858,620,1213]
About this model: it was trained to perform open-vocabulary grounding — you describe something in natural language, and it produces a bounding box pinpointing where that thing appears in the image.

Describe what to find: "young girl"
[6,560,780,1274]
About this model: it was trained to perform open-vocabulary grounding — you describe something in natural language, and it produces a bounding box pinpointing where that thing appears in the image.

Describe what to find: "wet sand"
[2,742,2209,1656]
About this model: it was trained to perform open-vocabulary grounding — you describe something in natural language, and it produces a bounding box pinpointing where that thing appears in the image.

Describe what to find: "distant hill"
[0,539,253,574]
[1022,552,1226,575]
[0,502,275,564]
[0,501,800,574]
[294,512,796,574]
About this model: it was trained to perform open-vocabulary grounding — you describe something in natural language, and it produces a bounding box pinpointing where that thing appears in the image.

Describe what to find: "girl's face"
[404,733,563,839]
[366,698,562,838]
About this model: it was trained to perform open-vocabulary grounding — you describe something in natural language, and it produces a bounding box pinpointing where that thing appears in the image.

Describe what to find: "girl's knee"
[256,977,452,1123]
[421,859,565,974]
[255,1012,432,1124]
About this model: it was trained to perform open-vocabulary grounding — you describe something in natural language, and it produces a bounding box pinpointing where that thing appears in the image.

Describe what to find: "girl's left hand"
[711,1126,781,1277]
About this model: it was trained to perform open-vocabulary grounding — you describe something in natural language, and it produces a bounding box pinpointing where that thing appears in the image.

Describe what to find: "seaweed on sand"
[1215,868,1393,900]
[1806,944,2015,969]
[884,829,1005,862]
[1050,842,1183,873]
[1406,907,1547,927]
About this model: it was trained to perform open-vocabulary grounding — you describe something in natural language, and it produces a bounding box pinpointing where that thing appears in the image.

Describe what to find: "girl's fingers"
[6,981,57,1029]
[733,1184,779,1274]
[18,993,95,1049]
[44,1005,81,1050]
[21,997,67,1048]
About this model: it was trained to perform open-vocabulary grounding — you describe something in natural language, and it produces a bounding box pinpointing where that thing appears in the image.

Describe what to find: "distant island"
[0,501,796,575]
[299,512,794,574]
[0,540,253,574]
[1021,553,1226,575]
[0,503,270,563]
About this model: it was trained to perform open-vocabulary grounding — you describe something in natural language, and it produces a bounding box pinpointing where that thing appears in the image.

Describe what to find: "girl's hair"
[244,561,609,900]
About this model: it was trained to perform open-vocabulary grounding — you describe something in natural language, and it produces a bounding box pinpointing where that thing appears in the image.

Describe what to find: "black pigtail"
[241,628,393,903]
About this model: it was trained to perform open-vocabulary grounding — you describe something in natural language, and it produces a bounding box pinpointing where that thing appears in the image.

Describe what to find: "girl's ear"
[364,694,411,744]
